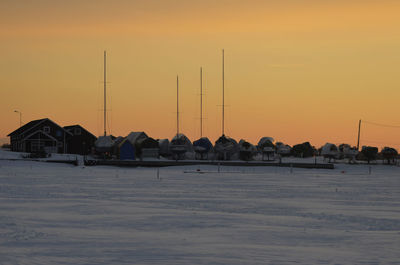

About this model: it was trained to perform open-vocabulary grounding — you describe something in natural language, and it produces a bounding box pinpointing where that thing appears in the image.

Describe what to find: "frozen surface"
[0,149,83,161]
[0,160,399,264]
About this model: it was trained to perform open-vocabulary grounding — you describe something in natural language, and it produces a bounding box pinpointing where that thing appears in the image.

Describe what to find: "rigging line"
[362,139,400,145]
[363,120,400,128]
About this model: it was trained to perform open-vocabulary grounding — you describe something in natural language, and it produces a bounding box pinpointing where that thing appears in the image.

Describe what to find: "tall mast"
[200,67,203,138]
[177,75,179,136]
[103,50,107,136]
[222,49,225,136]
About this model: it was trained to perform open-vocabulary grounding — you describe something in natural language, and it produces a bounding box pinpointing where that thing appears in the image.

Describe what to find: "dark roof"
[64,125,81,130]
[64,125,97,139]
[7,118,47,136]
[8,118,73,137]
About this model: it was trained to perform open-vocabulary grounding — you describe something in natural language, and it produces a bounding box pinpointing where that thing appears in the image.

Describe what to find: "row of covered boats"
[320,143,398,164]
[95,133,291,161]
[95,133,398,164]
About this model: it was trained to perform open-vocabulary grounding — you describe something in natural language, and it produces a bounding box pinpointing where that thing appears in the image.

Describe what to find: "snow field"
[0,160,399,264]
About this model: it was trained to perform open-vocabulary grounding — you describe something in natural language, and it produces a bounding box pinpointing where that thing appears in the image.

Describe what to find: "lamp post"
[14,110,22,127]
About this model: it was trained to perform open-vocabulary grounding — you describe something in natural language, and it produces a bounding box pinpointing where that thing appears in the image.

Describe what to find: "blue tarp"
[193,137,213,153]
[120,141,135,160]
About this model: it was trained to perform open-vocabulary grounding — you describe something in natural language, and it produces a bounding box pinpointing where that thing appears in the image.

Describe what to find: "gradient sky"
[1,0,400,149]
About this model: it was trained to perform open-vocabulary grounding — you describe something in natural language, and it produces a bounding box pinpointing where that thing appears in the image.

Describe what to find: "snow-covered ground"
[0,160,399,264]
[0,149,83,161]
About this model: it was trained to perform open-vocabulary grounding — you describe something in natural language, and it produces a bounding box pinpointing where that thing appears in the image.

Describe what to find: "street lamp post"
[14,110,22,127]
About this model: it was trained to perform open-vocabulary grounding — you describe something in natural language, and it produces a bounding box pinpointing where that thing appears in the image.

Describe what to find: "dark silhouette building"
[64,125,97,155]
[8,119,97,155]
[8,118,72,153]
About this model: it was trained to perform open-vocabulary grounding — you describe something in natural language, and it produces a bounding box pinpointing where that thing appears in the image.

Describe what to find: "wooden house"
[8,118,72,154]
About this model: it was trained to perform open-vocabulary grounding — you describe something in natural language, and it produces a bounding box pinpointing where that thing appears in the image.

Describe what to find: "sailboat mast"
[200,67,203,138]
[222,49,225,136]
[177,75,179,136]
[103,50,107,136]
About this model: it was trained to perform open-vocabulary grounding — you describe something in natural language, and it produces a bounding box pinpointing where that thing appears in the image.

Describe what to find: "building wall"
[9,119,69,154]
[65,126,97,155]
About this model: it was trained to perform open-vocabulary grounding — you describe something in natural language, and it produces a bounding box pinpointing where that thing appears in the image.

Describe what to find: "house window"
[74,128,81,135]
[43,126,50,133]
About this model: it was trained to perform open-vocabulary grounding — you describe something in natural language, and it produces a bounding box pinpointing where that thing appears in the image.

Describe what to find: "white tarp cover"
[258,137,274,146]
[170,134,193,152]
[257,137,275,152]
[95,136,115,152]
[125,132,148,145]
[321,143,338,156]
[239,139,257,153]
[339,144,359,157]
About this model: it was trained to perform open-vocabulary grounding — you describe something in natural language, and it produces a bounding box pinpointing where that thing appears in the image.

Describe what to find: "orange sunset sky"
[1,0,400,149]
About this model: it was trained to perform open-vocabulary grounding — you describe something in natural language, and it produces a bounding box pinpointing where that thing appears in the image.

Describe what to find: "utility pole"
[357,119,361,151]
